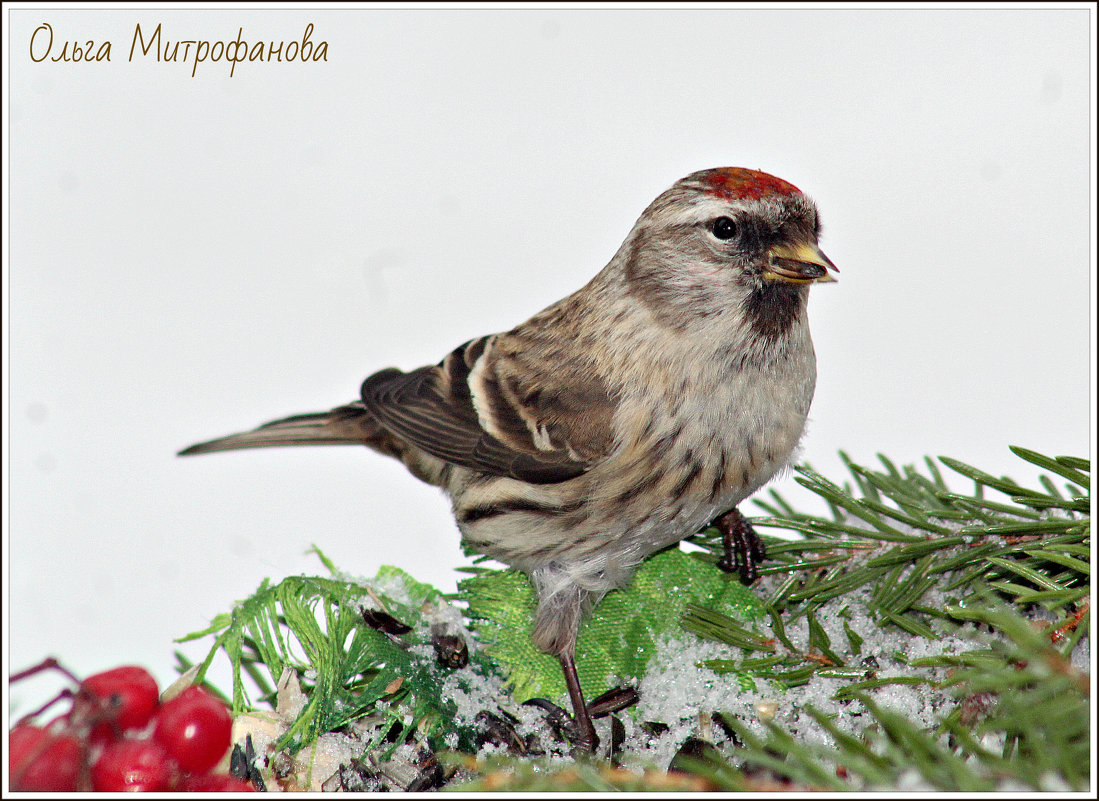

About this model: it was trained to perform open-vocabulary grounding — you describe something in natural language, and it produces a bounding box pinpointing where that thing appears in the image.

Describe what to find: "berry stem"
[10,656,82,685]
[13,688,76,728]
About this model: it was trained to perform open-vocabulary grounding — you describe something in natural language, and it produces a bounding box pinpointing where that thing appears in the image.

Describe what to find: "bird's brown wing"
[360,336,617,484]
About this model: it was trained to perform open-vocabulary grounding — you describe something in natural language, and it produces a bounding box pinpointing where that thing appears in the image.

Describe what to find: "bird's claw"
[524,684,638,752]
[714,507,767,583]
[523,697,592,749]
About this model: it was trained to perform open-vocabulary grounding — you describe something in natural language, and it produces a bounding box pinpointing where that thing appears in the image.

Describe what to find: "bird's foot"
[523,697,597,752]
[714,506,767,583]
[523,685,638,754]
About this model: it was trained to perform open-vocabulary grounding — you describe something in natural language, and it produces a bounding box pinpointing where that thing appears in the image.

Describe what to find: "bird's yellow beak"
[764,241,839,284]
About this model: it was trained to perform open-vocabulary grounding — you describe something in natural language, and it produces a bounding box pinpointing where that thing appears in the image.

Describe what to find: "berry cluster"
[9,658,253,792]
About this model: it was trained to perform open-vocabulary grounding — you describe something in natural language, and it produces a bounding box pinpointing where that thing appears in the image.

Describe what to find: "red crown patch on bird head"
[699,168,802,201]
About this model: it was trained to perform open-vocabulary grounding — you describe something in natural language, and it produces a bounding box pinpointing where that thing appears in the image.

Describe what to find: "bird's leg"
[714,506,767,583]
[558,653,598,751]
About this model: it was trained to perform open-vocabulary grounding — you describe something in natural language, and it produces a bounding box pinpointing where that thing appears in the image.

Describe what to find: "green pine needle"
[175,550,502,754]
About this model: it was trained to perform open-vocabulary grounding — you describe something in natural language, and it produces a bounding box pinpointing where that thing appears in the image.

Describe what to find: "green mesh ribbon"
[460,547,764,703]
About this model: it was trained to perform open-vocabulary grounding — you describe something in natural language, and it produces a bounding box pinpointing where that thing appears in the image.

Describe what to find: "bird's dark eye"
[710,216,737,240]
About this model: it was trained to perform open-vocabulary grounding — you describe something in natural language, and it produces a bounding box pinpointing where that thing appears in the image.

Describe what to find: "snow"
[227,538,1091,790]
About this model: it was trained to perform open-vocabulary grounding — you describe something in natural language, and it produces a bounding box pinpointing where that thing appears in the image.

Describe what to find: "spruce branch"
[177,447,1088,790]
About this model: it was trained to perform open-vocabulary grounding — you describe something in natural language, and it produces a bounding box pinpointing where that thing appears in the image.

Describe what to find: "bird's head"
[620,167,837,336]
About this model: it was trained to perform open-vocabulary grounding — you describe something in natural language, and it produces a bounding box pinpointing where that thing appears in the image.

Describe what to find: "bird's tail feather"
[178,402,378,456]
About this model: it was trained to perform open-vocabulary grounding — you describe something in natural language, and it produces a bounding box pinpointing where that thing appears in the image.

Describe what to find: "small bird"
[179,167,837,750]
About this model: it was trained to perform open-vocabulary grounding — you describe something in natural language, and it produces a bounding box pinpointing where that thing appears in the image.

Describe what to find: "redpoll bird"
[179,167,837,750]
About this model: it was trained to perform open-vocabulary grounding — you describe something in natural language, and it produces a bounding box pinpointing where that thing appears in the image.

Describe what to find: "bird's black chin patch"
[743,281,805,341]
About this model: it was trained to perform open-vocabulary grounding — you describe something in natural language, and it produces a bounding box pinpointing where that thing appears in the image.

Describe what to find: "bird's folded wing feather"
[360,335,616,484]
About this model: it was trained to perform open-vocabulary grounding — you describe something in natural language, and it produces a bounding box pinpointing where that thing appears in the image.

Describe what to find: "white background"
[5,5,1094,711]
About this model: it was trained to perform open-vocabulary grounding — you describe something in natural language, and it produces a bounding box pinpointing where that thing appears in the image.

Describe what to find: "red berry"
[81,665,160,733]
[182,774,256,791]
[91,739,175,792]
[8,724,82,791]
[152,686,232,774]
